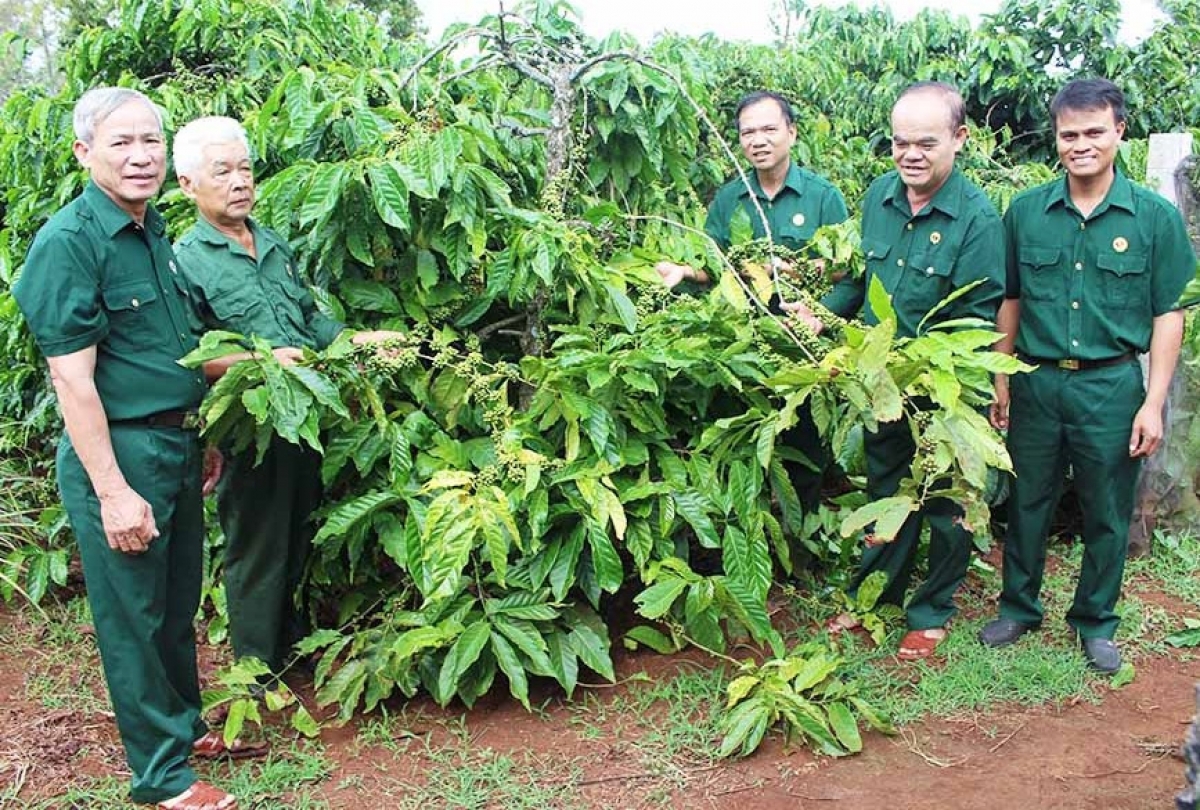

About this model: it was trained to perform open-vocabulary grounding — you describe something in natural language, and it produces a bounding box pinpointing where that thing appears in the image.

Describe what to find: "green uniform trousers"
[58,425,206,804]
[999,361,1143,639]
[849,418,973,630]
[218,436,321,673]
[781,400,827,514]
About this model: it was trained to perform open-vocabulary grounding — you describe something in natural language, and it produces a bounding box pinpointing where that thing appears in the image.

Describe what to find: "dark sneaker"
[978,617,1037,648]
[1081,637,1122,673]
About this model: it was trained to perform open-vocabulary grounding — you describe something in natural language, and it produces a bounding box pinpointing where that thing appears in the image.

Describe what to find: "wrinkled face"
[737,98,797,176]
[1055,105,1125,182]
[179,141,255,228]
[890,90,967,200]
[73,100,166,217]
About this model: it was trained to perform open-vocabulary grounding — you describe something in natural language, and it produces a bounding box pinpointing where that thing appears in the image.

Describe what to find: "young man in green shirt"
[173,116,399,679]
[794,82,1005,660]
[980,79,1195,672]
[658,91,849,516]
[13,88,241,810]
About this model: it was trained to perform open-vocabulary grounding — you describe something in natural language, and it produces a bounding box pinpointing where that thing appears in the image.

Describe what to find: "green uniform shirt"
[823,168,1005,337]
[175,217,343,350]
[1004,170,1195,358]
[13,182,207,420]
[705,160,849,250]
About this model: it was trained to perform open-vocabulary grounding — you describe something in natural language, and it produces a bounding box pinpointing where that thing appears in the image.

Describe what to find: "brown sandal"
[156,780,238,810]
[896,627,948,661]
[192,730,269,760]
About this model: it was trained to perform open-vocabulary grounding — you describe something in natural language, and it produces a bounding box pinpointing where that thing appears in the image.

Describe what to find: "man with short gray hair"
[173,115,400,680]
[13,88,244,810]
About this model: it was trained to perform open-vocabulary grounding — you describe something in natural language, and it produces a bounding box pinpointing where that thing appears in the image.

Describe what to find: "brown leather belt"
[112,409,202,430]
[1019,352,1135,371]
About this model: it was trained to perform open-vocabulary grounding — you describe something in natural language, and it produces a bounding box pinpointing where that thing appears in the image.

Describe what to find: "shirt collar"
[1043,169,1136,215]
[738,160,807,201]
[191,215,280,259]
[82,181,165,238]
[883,166,965,219]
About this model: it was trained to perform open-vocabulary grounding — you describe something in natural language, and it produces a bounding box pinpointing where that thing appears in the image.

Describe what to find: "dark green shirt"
[705,160,849,251]
[1004,170,1195,359]
[13,182,207,420]
[823,168,1005,338]
[175,217,343,350]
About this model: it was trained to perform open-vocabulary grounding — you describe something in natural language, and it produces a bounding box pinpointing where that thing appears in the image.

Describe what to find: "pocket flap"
[101,282,158,312]
[862,238,892,261]
[1019,246,1059,268]
[1096,251,1147,276]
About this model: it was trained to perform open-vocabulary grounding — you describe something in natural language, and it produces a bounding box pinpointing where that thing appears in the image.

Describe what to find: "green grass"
[389,742,587,810]
[1126,530,1200,604]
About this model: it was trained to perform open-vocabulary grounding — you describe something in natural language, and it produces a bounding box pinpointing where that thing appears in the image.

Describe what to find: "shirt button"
[169,260,178,273]
[1071,301,1080,309]
[1075,262,1083,271]
[906,223,914,231]
[897,259,905,267]
[1080,222,1086,231]
[926,267,934,275]
[131,298,140,308]
[1071,339,1079,347]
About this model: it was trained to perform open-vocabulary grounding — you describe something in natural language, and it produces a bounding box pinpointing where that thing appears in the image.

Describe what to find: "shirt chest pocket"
[101,281,160,343]
[899,248,953,319]
[1096,250,1148,306]
[207,287,263,331]
[1018,246,1061,302]
[863,238,897,285]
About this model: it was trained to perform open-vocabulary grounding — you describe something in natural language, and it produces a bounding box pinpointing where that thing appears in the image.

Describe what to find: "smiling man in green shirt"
[13,87,240,810]
[980,79,1195,673]
[658,91,849,519]
[797,81,1005,661]
[173,116,399,679]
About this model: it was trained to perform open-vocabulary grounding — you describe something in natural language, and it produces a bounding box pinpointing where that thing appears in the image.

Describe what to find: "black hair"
[1050,78,1127,128]
[734,91,795,130]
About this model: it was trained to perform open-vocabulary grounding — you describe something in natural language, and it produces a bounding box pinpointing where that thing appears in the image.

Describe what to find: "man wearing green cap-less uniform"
[980,79,1194,673]
[172,116,400,677]
[657,91,849,517]
[794,81,1005,661]
[13,88,242,810]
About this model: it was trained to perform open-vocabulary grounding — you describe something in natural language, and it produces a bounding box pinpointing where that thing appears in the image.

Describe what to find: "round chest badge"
[930,232,942,245]
[1113,237,1129,253]
[792,213,805,227]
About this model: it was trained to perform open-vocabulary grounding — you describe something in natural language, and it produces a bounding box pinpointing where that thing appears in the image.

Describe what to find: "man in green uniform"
[657,91,849,515]
[796,81,1005,659]
[173,116,399,678]
[13,88,241,810]
[980,79,1194,672]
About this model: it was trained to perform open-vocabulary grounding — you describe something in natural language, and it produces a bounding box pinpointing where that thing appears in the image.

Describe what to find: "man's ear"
[178,173,198,199]
[72,139,90,168]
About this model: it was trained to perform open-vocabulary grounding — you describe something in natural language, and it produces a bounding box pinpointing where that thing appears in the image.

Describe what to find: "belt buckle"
[1057,358,1080,371]
[181,412,202,430]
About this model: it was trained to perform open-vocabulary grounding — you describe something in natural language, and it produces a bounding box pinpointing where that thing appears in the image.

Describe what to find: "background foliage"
[2,0,1198,753]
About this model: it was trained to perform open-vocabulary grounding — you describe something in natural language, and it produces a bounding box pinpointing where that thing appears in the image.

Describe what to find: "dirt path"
[1,600,1196,809]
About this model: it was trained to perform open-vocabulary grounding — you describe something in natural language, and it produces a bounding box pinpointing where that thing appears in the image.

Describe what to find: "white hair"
[73,87,164,145]
[172,116,252,177]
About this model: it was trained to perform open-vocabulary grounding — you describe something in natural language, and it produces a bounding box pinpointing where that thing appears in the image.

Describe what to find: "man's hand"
[202,446,223,496]
[989,374,1010,430]
[272,347,304,365]
[779,299,824,334]
[655,261,690,289]
[1129,402,1165,458]
[99,486,159,554]
[350,330,405,345]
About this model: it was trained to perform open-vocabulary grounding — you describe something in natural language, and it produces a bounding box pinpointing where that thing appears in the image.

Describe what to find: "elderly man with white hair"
[13,88,243,810]
[173,116,399,682]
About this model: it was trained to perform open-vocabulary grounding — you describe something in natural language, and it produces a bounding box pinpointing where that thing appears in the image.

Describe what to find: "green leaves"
[717,644,893,759]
